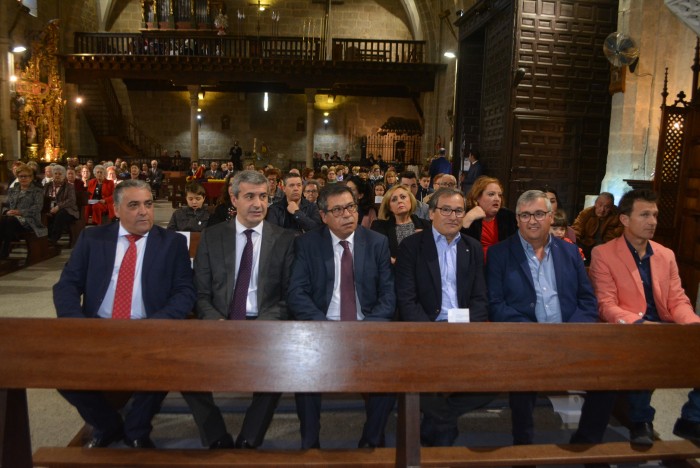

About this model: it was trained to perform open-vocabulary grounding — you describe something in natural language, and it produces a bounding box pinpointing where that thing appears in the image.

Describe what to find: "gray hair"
[114,179,151,206]
[597,192,615,204]
[318,184,356,212]
[93,164,106,173]
[230,170,267,197]
[304,180,320,190]
[516,190,552,214]
[428,188,465,211]
[51,165,66,175]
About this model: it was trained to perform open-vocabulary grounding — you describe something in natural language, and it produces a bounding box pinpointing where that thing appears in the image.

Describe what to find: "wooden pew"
[2,319,700,467]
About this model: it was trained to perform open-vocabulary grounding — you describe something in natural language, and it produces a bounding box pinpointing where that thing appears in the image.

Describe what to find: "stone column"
[188,86,200,162]
[0,1,16,176]
[305,89,316,168]
[601,0,695,202]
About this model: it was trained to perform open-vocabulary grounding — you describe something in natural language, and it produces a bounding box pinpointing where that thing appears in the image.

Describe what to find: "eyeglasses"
[17,175,32,179]
[325,203,358,217]
[304,189,318,194]
[435,206,466,218]
[437,182,456,188]
[517,210,551,222]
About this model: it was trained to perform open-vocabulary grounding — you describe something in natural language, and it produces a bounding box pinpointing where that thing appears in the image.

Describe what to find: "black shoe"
[86,429,124,448]
[235,434,256,449]
[630,422,654,446]
[673,418,700,443]
[358,438,376,449]
[432,427,459,447]
[123,437,155,448]
[210,433,235,449]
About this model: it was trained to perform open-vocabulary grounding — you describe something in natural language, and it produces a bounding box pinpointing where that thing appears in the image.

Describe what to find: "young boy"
[417,171,433,202]
[551,210,585,261]
[167,182,210,231]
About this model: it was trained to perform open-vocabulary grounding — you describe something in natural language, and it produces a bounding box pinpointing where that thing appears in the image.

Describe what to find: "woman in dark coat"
[371,184,430,263]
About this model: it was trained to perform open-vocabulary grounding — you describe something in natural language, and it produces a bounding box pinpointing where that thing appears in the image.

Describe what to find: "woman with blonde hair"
[461,176,517,258]
[371,184,430,262]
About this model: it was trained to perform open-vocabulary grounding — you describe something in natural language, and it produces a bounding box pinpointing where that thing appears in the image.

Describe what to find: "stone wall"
[602,0,696,202]
[128,89,419,166]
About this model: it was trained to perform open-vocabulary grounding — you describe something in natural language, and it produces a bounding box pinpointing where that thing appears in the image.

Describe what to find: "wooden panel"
[479,6,515,186]
[510,0,615,210]
[3,319,700,393]
[30,441,700,467]
[457,0,615,208]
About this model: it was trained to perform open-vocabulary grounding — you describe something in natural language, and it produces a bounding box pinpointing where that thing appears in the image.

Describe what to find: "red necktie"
[228,229,254,320]
[339,240,357,321]
[112,234,142,319]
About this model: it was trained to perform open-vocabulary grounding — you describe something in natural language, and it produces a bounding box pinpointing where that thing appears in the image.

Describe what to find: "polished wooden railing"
[72,33,426,63]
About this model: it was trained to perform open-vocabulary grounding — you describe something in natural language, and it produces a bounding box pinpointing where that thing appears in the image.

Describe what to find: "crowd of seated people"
[3,152,699,454]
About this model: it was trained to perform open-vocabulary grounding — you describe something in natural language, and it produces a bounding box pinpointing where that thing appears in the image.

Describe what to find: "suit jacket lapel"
[321,227,335,308]
[100,223,119,298]
[257,221,274,304]
[615,236,645,299]
[422,230,442,296]
[511,235,535,292]
[223,222,237,305]
[353,227,367,304]
[455,235,471,308]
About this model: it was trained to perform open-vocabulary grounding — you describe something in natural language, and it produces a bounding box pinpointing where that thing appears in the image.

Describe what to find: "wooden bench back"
[1,319,700,393]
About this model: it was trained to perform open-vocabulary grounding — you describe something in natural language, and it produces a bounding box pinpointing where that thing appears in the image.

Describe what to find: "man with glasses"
[288,183,396,449]
[302,180,320,205]
[486,190,614,448]
[395,187,493,446]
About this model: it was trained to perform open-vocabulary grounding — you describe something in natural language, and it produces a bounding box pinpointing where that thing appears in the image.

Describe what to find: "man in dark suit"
[194,170,296,448]
[460,149,483,195]
[53,179,196,449]
[288,183,396,449]
[486,189,614,446]
[395,187,493,446]
[147,159,164,199]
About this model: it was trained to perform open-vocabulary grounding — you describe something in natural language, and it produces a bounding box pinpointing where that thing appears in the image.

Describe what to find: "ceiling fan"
[249,0,271,11]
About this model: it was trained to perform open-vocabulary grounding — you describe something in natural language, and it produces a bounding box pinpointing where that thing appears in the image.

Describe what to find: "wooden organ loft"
[140,0,225,31]
[654,40,700,305]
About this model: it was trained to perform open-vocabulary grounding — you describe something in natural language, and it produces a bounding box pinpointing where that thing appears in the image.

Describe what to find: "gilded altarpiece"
[14,20,65,161]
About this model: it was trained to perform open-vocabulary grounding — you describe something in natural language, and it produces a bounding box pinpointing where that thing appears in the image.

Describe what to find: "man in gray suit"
[194,170,296,448]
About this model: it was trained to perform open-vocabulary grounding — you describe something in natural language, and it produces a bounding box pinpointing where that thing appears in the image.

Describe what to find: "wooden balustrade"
[72,33,426,63]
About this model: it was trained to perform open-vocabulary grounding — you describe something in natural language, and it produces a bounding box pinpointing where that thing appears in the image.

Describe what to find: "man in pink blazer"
[590,188,700,447]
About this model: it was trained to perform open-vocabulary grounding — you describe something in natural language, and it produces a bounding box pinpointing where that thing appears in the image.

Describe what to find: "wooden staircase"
[78,79,162,160]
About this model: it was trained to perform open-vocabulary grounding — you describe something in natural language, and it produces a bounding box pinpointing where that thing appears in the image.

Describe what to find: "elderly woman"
[44,165,79,246]
[66,167,85,192]
[0,163,48,258]
[461,176,517,258]
[85,165,115,225]
[371,184,431,262]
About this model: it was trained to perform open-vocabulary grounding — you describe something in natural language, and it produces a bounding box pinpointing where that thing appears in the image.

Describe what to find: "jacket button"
[529,303,535,308]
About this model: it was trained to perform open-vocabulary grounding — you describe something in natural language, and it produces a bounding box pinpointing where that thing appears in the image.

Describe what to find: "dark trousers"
[420,393,496,435]
[239,392,283,446]
[295,393,395,449]
[58,390,166,441]
[0,216,27,257]
[510,391,615,445]
[181,392,229,447]
[47,209,75,243]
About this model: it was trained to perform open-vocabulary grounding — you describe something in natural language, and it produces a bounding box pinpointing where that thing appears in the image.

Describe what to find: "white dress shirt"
[98,225,148,319]
[326,230,364,321]
[234,218,263,317]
